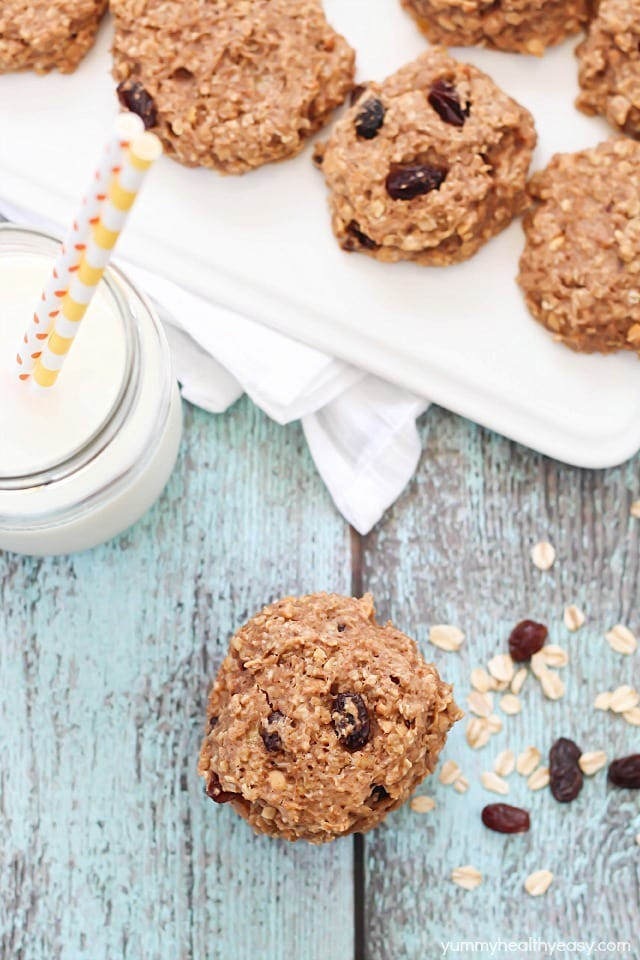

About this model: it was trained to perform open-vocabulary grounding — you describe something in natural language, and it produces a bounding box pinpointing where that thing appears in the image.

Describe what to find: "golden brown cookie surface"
[518,139,640,353]
[0,0,106,74]
[315,49,536,266]
[401,0,589,54]
[576,0,640,138]
[112,0,355,174]
[198,593,461,843]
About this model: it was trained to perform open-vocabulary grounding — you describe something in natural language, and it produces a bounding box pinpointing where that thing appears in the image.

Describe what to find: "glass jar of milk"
[0,224,182,555]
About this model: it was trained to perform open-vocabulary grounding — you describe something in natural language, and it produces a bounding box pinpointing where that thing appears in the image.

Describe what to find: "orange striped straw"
[15,112,145,381]
[31,131,162,390]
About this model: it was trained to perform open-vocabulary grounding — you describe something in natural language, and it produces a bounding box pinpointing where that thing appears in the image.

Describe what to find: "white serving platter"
[1,1,639,468]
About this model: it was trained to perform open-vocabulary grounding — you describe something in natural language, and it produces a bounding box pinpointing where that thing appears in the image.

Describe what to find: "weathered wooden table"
[1,399,639,959]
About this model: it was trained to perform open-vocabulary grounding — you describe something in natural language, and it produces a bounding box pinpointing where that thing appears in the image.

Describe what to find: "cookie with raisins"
[198,593,461,843]
[111,0,355,174]
[315,49,536,266]
[518,139,640,353]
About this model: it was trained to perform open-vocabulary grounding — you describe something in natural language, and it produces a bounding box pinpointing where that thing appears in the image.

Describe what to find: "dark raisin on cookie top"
[331,692,371,751]
[116,79,158,129]
[428,79,469,127]
[355,98,386,140]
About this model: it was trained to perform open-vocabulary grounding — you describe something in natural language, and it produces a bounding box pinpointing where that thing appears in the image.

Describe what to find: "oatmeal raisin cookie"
[112,0,355,174]
[576,0,640,138]
[315,49,537,266]
[518,139,640,353]
[198,593,462,843]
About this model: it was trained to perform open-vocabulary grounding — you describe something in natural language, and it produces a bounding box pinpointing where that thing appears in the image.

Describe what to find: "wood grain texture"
[0,399,354,960]
[361,407,640,959]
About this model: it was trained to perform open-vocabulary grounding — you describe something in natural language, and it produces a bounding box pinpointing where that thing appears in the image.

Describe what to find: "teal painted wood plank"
[361,408,640,959]
[0,398,354,960]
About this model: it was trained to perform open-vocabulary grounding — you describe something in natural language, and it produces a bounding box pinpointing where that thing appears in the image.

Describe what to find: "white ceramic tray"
[1,1,639,467]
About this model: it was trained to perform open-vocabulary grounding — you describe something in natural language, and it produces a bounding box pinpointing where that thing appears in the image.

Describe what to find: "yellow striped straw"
[16,113,145,380]
[32,131,162,390]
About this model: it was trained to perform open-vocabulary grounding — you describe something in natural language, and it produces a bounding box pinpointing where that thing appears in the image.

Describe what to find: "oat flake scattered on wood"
[609,685,640,713]
[605,624,637,655]
[525,870,553,896]
[451,865,483,890]
[531,541,556,571]
[429,624,465,651]
[439,759,461,785]
[594,691,613,711]
[500,693,522,715]
[578,751,607,776]
[511,668,527,695]
[481,771,510,795]
[487,653,515,684]
[466,717,491,749]
[517,746,541,776]
[564,605,586,631]
[541,644,569,667]
[494,749,515,777]
[539,669,565,701]
[623,707,640,726]
[486,714,503,734]
[411,794,436,813]
[470,667,494,693]
[467,690,494,718]
[527,767,550,791]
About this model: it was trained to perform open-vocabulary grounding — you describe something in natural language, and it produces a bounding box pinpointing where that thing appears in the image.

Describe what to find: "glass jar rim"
[0,223,141,491]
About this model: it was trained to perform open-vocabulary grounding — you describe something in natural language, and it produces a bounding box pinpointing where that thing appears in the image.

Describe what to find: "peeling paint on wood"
[362,410,640,958]
[0,400,353,960]
[2,396,639,959]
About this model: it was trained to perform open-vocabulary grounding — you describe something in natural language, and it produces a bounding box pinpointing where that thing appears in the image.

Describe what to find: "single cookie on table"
[198,593,462,843]
[111,0,355,175]
[576,0,640,139]
[314,49,536,266]
[400,0,590,54]
[518,139,640,353]
[0,0,106,74]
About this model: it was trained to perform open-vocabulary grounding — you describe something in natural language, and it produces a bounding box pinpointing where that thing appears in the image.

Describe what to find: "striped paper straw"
[16,112,145,380]
[32,131,162,390]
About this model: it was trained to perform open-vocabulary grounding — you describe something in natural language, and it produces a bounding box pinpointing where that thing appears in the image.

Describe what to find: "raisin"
[337,622,347,632]
[331,692,371,751]
[206,715,218,734]
[508,620,548,662]
[261,710,285,753]
[116,80,158,129]
[355,98,386,140]
[608,754,640,788]
[428,79,469,127]
[345,220,379,251]
[549,737,583,803]
[481,803,530,834]
[385,164,447,201]
[205,772,238,804]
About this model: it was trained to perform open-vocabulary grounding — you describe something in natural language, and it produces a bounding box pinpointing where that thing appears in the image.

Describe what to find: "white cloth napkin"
[0,199,429,533]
